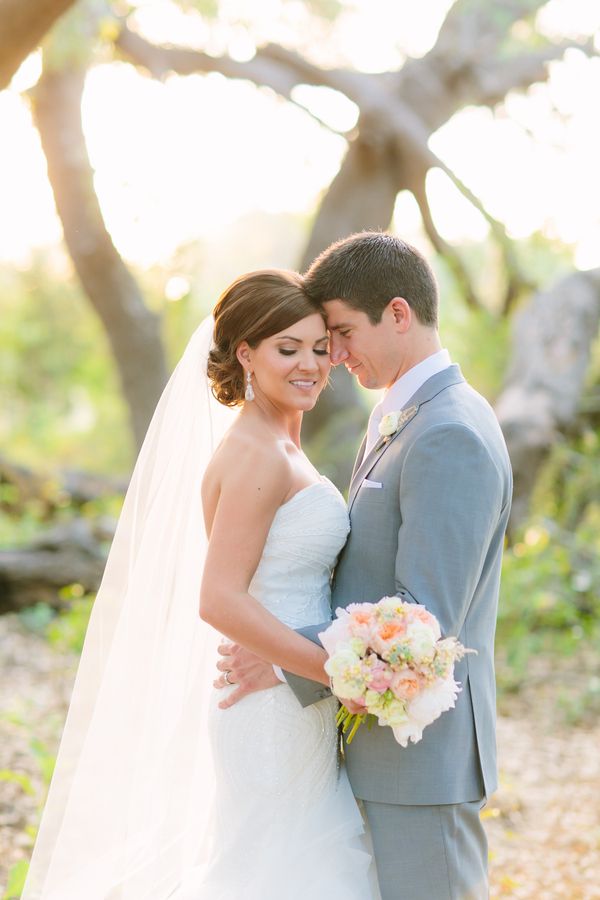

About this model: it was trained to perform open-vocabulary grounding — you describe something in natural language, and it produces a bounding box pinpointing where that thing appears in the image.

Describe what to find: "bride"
[21,269,376,899]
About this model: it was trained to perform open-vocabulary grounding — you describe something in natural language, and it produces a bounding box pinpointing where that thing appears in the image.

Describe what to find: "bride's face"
[242,313,330,412]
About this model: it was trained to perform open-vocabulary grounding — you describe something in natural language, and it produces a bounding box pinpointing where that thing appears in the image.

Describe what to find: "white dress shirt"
[364,349,452,456]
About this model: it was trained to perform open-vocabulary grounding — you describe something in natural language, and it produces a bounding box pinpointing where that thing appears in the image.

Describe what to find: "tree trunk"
[0,519,111,613]
[299,126,414,463]
[0,0,76,89]
[495,268,600,528]
[0,454,128,517]
[299,132,402,271]
[116,3,593,483]
[32,65,168,451]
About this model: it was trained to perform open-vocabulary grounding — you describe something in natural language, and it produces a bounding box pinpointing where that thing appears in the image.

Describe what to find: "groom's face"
[323,299,403,390]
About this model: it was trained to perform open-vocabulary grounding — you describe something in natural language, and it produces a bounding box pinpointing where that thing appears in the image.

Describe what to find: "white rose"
[407,678,460,728]
[378,411,401,437]
[318,609,352,655]
[406,621,437,661]
[391,721,424,747]
[324,648,361,679]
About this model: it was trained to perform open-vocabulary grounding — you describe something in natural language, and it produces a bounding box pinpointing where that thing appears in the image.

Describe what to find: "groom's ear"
[388,297,411,334]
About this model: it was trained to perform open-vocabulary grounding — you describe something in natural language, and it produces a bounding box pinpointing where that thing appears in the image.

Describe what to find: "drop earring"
[245,370,255,402]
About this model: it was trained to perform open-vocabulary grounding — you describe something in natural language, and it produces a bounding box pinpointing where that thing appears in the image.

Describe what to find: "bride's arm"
[200,445,329,686]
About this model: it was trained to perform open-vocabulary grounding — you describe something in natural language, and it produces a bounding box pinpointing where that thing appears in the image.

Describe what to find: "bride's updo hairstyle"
[208,269,318,406]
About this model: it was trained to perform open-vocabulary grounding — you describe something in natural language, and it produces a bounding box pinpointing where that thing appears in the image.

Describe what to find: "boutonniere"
[374,405,418,451]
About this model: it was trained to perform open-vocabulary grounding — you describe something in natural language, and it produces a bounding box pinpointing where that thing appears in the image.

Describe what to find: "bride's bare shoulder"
[203,421,291,506]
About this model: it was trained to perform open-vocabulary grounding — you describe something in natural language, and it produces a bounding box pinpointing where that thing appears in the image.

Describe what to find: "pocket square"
[362,479,383,489]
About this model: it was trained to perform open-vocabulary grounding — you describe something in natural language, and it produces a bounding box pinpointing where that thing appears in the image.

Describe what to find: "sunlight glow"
[1,1,599,270]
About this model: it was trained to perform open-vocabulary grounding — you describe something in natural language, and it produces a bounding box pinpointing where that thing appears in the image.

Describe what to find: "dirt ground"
[1,613,599,899]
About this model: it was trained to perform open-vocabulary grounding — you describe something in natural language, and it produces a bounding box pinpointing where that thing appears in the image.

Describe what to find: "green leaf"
[29,738,57,787]
[3,860,29,900]
[0,769,35,795]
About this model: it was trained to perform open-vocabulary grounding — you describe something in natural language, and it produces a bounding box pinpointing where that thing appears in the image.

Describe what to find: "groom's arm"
[393,422,505,637]
[215,625,332,709]
[281,623,333,708]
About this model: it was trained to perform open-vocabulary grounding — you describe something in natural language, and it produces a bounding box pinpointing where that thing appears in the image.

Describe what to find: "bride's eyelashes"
[278,348,330,356]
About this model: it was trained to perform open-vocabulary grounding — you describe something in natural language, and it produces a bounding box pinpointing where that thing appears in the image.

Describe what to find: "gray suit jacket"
[286,365,512,806]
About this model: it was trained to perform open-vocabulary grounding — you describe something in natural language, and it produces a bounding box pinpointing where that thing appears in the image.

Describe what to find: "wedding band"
[224,670,234,685]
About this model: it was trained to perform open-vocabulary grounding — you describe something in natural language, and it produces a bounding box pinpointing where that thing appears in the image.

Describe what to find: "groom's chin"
[355,371,377,390]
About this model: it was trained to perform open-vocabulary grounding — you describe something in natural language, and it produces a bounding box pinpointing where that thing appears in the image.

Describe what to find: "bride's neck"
[241,400,303,448]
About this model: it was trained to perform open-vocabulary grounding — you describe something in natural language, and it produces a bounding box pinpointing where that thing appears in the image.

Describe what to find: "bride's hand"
[339,697,366,715]
[215,642,281,709]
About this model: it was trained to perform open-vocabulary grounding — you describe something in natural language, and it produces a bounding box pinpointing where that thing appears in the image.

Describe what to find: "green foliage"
[441,301,509,401]
[29,737,57,787]
[434,233,576,403]
[45,590,95,654]
[17,602,55,634]
[15,587,95,654]
[0,733,59,899]
[0,255,131,474]
[299,0,343,21]
[0,769,35,796]
[42,3,96,71]
[435,252,510,400]
[511,232,574,290]
[498,517,600,668]
[181,0,220,16]
[0,499,49,550]
[3,859,29,900]
[496,424,600,715]
[533,428,600,530]
[0,730,58,900]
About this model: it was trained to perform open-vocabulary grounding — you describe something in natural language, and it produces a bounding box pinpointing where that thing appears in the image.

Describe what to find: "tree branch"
[470,38,597,108]
[426,152,535,312]
[434,0,548,56]
[0,0,77,89]
[32,63,168,450]
[116,24,354,133]
[409,173,483,310]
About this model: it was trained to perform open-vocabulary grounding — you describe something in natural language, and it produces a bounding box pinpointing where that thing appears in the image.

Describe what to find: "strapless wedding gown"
[170,478,377,899]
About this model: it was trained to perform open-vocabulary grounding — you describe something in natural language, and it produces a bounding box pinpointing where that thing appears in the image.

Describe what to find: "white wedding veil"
[22,315,238,900]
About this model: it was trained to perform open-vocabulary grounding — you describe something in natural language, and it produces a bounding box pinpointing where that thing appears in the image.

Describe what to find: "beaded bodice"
[249,478,350,629]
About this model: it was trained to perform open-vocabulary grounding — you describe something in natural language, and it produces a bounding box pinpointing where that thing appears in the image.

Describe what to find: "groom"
[218,232,512,899]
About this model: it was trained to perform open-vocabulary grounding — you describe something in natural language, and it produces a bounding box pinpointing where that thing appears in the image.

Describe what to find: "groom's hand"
[215,642,281,709]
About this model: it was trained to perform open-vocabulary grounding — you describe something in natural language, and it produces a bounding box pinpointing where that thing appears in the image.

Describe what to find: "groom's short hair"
[304,231,439,326]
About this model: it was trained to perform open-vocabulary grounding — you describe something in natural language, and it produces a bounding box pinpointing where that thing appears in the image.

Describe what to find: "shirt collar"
[380,349,452,416]
[364,349,452,457]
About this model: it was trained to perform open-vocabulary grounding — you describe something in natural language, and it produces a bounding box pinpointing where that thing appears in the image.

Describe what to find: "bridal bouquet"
[319,597,473,747]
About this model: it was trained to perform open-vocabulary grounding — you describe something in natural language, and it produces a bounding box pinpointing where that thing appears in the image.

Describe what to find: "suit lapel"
[347,364,466,511]
[350,434,368,484]
[348,405,418,509]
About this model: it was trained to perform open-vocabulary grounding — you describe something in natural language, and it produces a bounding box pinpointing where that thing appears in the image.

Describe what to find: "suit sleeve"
[394,422,504,638]
[282,623,333,708]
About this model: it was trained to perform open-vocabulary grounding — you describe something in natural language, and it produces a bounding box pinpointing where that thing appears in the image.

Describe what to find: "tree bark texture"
[495,268,600,527]
[32,66,168,450]
[0,519,110,613]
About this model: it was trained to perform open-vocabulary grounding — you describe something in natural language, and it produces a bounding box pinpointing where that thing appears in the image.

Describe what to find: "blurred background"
[1,0,599,896]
